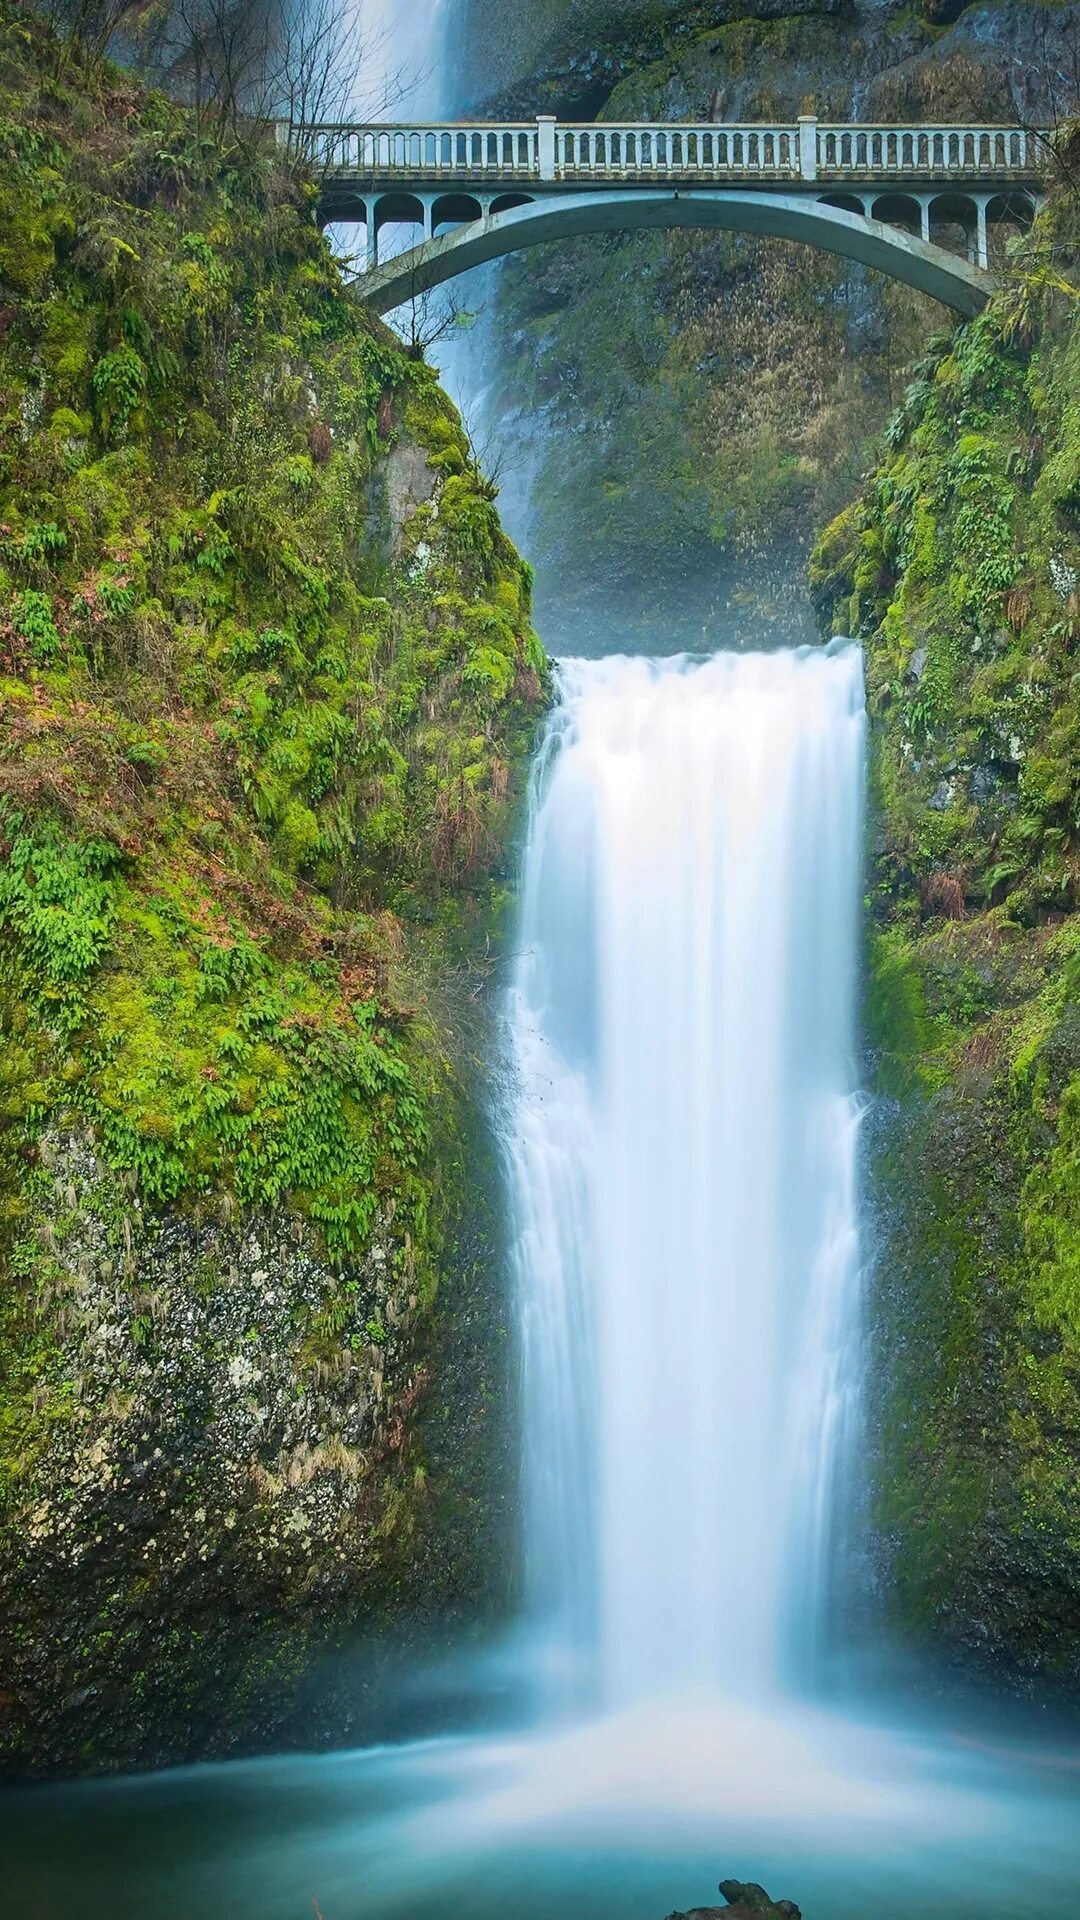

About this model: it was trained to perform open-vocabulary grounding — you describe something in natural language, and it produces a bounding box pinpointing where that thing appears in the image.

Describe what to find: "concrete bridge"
[302,116,1046,317]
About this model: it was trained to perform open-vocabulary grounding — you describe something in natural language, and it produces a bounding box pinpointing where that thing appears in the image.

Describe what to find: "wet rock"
[970,763,1000,803]
[666,1879,802,1920]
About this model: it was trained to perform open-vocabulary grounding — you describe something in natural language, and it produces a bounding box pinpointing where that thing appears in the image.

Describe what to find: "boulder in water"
[665,1879,802,1920]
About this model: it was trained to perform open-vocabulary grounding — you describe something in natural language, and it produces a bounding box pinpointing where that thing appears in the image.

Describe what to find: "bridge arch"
[987,189,1037,230]
[820,192,866,217]
[372,191,427,252]
[869,191,922,235]
[349,189,996,319]
[431,191,484,234]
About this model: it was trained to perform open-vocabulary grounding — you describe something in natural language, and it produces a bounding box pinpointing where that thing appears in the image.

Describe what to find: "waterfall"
[361,0,453,115]
[508,643,866,1713]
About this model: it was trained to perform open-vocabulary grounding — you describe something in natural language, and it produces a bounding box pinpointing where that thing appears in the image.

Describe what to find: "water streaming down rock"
[508,643,867,1713]
[361,0,452,115]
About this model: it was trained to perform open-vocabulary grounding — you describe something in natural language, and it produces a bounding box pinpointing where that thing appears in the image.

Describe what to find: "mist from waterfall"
[361,0,452,115]
[507,643,867,1713]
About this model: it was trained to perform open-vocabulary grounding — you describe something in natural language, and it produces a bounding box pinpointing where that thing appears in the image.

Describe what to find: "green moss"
[815,176,1080,1680]
[0,0,549,1768]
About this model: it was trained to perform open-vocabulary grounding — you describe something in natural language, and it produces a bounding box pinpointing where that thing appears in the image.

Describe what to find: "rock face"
[811,170,1080,1685]
[667,1880,802,1920]
[0,10,546,1778]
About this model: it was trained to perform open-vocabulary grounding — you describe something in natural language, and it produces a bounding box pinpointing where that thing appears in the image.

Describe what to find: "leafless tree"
[38,0,414,166]
[39,0,149,73]
[1010,13,1080,193]
[157,0,401,158]
[401,287,478,361]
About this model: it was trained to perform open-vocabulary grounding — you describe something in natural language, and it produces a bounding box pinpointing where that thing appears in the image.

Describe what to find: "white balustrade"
[300,117,1046,187]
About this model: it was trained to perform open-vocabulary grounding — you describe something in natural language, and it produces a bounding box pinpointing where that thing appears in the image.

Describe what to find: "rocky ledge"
[667,1878,802,1919]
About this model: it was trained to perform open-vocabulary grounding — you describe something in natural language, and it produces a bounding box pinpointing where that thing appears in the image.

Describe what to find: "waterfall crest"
[508,644,866,1712]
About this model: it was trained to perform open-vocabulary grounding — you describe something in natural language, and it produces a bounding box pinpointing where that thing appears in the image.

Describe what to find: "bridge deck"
[300,116,1045,197]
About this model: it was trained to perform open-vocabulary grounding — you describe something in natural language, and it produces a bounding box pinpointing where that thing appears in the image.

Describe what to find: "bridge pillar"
[367,199,379,271]
[975,194,989,270]
[918,196,931,243]
[537,115,557,183]
[798,115,818,183]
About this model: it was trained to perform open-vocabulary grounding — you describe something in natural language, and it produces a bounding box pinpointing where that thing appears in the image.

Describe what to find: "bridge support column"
[975,194,989,270]
[918,196,930,243]
[366,199,379,271]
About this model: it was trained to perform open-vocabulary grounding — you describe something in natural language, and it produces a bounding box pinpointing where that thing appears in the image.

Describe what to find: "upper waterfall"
[362,0,454,115]
[508,643,866,1710]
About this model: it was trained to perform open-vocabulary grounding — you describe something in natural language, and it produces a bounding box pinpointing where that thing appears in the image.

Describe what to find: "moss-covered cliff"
[812,162,1080,1684]
[0,2,546,1777]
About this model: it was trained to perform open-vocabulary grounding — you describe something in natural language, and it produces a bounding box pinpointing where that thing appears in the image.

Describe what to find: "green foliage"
[91,346,147,442]
[0,817,119,1022]
[0,9,547,1287]
[11,590,60,660]
[820,178,1080,1677]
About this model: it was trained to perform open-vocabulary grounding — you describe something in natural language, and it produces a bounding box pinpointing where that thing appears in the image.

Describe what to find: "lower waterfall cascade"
[507,643,867,1713]
[7,641,1080,1920]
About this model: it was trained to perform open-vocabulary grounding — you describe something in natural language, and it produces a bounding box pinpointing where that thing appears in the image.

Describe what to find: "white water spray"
[360,0,453,116]
[508,643,866,1712]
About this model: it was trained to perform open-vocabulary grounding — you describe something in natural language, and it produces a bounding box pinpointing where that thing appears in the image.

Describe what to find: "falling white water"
[359,0,453,116]
[508,642,866,1713]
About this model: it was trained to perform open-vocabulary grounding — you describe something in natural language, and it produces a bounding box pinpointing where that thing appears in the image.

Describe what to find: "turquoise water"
[5,1695,1080,1918]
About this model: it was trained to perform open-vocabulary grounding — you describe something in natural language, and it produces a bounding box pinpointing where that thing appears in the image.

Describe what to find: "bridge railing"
[302,117,1046,186]
[555,123,800,175]
[303,123,540,176]
[816,124,1039,175]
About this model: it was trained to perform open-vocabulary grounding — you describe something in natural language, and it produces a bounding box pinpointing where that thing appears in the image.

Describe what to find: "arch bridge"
[300,116,1046,317]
